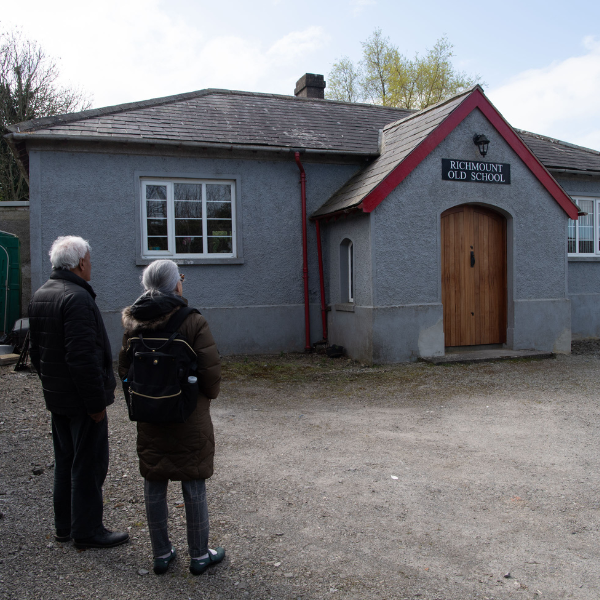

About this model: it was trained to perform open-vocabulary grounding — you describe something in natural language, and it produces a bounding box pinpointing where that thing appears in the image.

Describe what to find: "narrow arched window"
[340,239,354,303]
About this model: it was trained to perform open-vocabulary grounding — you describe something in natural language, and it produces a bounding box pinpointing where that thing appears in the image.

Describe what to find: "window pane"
[568,220,576,253]
[176,236,203,254]
[147,237,168,251]
[146,185,166,200]
[174,183,201,201]
[147,219,167,236]
[206,184,232,203]
[208,236,232,254]
[175,201,202,219]
[147,200,167,218]
[578,200,594,253]
[175,219,203,236]
[206,201,232,219]
[207,219,232,236]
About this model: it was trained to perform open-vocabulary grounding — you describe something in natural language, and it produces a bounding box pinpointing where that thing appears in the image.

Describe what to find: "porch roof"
[312,87,581,220]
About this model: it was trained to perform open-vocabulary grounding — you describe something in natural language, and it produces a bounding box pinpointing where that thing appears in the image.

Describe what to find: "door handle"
[470,251,475,267]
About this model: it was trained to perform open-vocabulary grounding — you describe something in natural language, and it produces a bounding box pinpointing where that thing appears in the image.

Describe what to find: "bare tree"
[0,30,91,202]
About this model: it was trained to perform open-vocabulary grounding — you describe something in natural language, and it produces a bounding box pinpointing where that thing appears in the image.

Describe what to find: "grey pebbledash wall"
[558,173,600,339]
[326,213,374,360]
[325,108,571,363]
[26,110,591,363]
[28,145,360,357]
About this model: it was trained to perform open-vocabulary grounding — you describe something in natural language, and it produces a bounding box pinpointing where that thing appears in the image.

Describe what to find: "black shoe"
[189,547,225,575]
[55,529,71,543]
[73,527,129,549]
[153,548,176,575]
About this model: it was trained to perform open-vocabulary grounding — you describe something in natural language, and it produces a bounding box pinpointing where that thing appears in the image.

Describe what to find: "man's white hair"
[49,236,91,270]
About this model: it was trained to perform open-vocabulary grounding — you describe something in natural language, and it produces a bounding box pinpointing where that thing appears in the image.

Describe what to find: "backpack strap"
[126,306,201,357]
[137,330,179,351]
[164,306,201,333]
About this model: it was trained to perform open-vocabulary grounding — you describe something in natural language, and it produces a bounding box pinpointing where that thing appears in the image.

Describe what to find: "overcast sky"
[2,0,600,150]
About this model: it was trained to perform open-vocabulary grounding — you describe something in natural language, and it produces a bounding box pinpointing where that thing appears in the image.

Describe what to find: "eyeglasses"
[179,274,185,282]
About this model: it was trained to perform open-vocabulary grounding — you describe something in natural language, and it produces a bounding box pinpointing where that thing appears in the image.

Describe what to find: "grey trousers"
[144,478,209,558]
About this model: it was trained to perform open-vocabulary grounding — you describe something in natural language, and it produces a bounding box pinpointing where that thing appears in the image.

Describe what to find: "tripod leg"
[14,331,30,372]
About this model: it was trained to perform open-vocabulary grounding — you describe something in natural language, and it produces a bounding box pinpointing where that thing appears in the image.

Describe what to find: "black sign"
[442,159,511,184]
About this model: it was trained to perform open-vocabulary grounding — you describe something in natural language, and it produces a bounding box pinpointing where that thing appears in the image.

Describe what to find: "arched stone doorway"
[441,204,507,347]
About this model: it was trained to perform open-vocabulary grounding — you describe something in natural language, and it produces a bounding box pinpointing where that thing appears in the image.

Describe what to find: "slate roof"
[312,90,471,217]
[4,84,599,213]
[6,89,412,155]
[517,130,600,174]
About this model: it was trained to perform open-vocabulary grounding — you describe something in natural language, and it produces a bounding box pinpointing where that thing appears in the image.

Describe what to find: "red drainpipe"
[294,151,311,351]
[315,218,327,342]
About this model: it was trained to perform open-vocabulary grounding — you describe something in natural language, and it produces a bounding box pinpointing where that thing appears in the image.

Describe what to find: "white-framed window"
[568,197,600,256]
[340,238,354,303]
[141,178,236,259]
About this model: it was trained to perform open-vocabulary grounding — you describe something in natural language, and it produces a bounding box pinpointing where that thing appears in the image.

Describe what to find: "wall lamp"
[473,134,490,157]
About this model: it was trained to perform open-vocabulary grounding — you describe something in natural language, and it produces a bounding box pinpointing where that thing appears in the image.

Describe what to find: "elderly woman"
[118,259,224,576]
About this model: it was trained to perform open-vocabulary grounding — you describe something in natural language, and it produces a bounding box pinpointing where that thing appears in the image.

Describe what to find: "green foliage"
[326,29,482,110]
[0,29,91,202]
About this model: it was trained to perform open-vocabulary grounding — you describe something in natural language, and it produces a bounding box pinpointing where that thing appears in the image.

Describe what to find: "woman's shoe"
[189,547,225,575]
[153,548,176,575]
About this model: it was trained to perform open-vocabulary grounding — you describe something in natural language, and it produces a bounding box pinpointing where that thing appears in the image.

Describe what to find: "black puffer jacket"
[28,269,116,415]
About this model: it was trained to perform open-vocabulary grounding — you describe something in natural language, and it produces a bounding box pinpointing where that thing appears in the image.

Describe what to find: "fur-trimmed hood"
[121,291,187,333]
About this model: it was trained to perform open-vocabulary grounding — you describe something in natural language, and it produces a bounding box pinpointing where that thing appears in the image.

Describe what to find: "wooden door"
[441,205,507,347]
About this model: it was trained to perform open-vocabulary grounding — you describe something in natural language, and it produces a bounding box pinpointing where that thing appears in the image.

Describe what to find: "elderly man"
[28,236,128,549]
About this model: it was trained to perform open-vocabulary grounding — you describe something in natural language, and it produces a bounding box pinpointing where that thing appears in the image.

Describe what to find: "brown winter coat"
[118,304,221,481]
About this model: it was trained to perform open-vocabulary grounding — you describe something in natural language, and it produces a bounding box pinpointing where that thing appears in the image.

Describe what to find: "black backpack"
[123,306,200,424]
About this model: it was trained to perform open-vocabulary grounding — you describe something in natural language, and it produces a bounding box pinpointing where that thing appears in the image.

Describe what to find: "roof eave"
[311,205,362,221]
[3,131,381,169]
[547,167,600,177]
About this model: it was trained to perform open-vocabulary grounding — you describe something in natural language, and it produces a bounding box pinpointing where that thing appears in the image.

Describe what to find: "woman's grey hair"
[49,236,91,270]
[142,259,180,294]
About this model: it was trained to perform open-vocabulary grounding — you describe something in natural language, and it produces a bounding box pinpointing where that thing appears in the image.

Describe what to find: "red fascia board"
[360,89,579,220]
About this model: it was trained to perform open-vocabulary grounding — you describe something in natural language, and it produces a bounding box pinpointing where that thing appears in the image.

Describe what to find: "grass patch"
[220,353,430,387]
[222,355,333,383]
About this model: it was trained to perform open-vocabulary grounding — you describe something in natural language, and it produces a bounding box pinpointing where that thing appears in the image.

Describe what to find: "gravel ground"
[2,343,600,600]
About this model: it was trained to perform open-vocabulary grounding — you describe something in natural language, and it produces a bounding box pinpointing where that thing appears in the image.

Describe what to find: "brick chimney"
[294,73,326,99]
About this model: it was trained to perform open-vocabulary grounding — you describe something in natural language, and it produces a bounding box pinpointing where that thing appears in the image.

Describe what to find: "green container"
[0,230,21,335]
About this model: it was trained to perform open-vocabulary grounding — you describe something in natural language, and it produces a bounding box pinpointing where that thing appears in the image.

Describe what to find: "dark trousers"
[51,412,109,539]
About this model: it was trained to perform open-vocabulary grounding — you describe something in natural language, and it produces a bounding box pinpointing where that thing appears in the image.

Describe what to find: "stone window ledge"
[335,303,355,312]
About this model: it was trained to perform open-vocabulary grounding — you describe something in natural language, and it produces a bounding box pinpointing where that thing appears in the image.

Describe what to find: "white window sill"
[136,257,244,266]
[568,256,600,262]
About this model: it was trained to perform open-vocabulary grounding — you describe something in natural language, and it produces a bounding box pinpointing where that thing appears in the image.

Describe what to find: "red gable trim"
[359,88,579,219]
